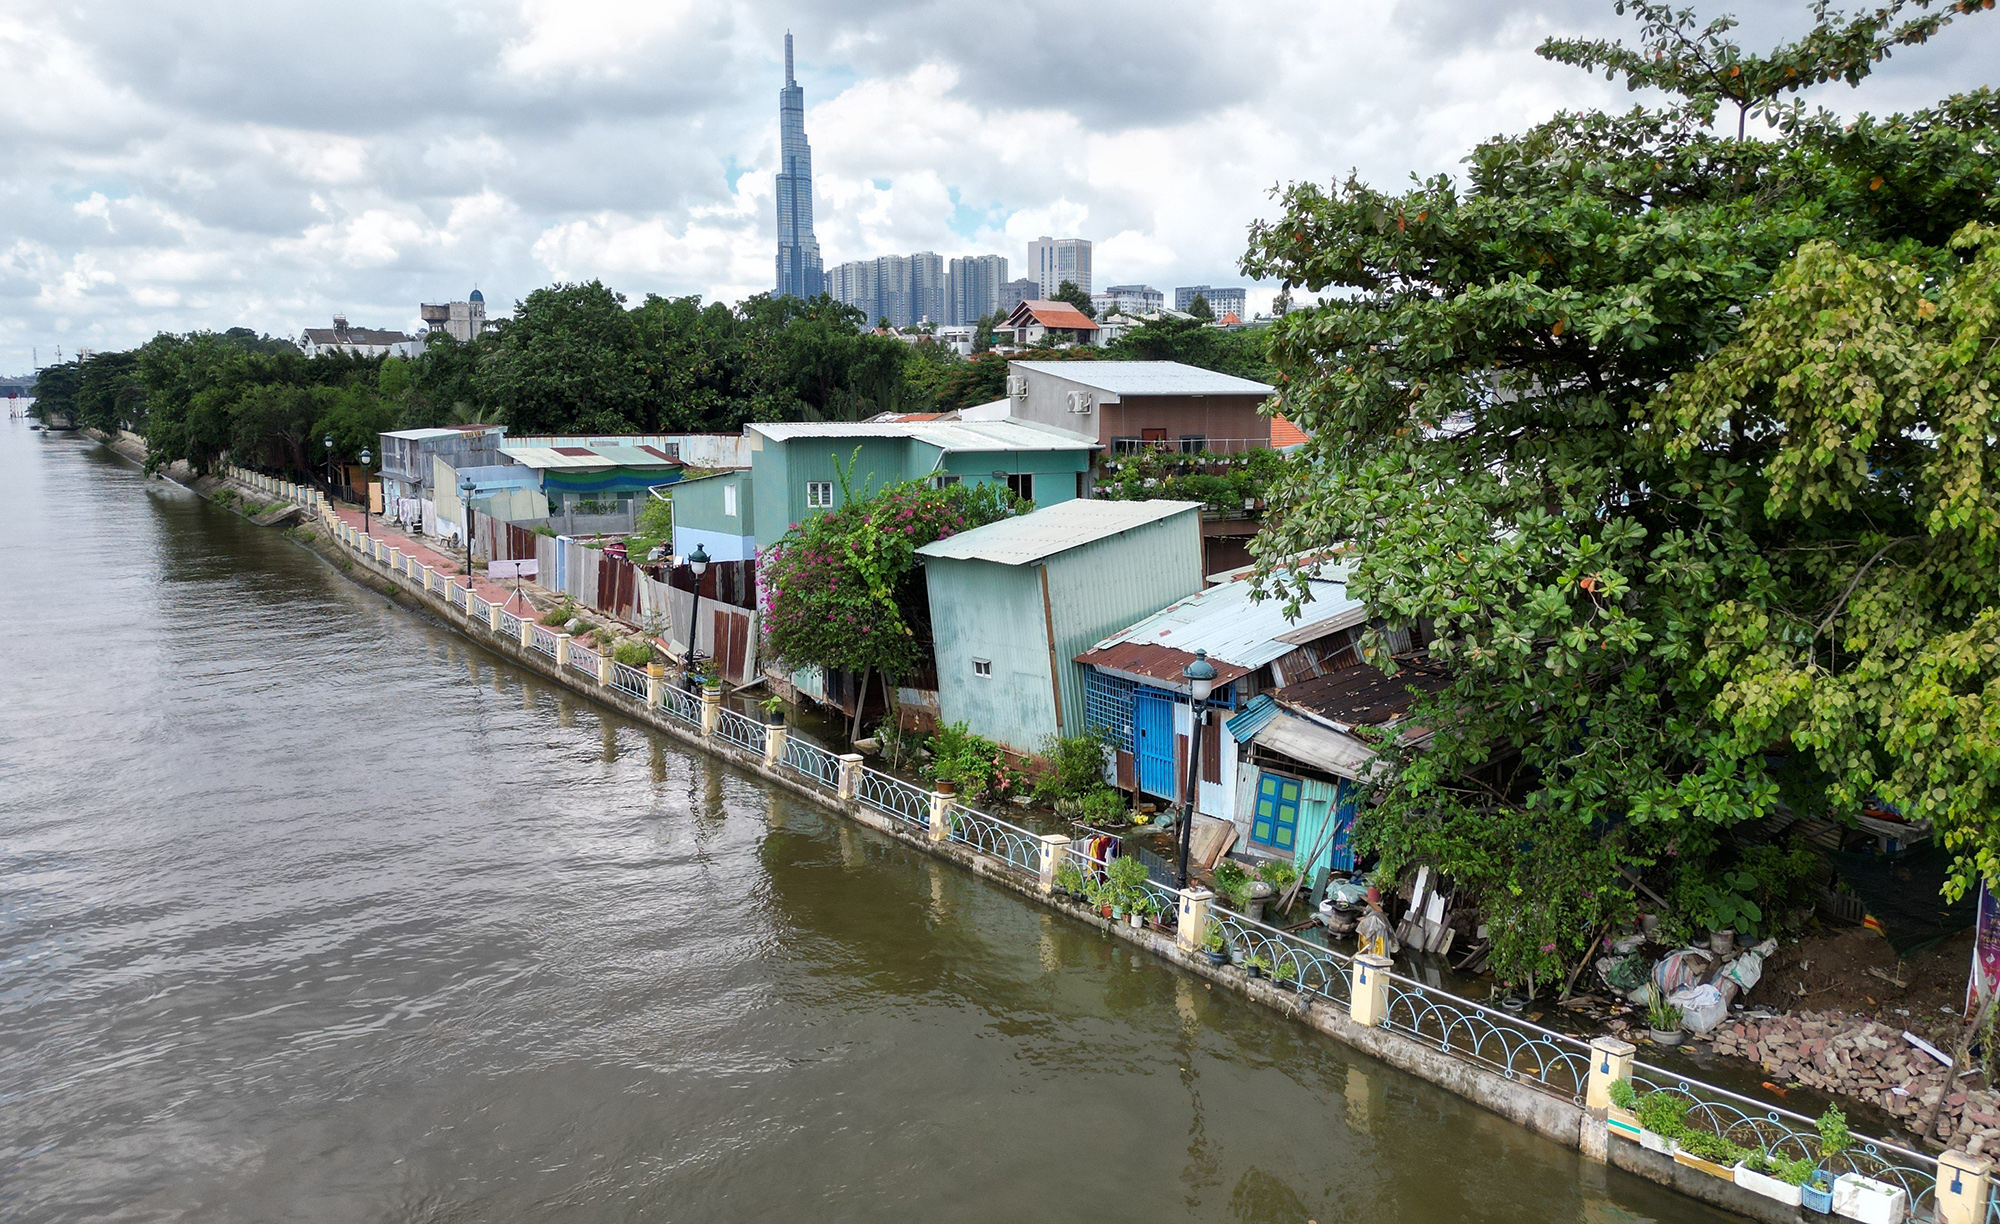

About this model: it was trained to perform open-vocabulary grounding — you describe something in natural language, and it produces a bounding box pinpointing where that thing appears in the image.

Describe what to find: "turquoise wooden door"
[1250,772,1301,853]
[1134,687,1177,800]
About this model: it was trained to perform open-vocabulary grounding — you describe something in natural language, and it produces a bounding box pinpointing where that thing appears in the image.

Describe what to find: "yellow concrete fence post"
[646,663,665,708]
[520,615,536,651]
[597,652,613,687]
[1588,1036,1636,1111]
[488,601,504,634]
[1177,887,1214,954]
[388,547,402,573]
[554,633,572,669]
[1037,834,1070,895]
[836,753,864,801]
[1350,953,1393,1027]
[763,720,788,769]
[1938,1151,1994,1224]
[699,683,722,736]
[928,788,953,844]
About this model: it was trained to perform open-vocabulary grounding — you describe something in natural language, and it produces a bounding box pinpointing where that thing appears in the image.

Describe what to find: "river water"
[0,426,1732,1222]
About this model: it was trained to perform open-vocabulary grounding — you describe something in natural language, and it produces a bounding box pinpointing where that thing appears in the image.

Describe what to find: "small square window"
[973,658,992,678]
[1006,473,1034,502]
[806,480,835,509]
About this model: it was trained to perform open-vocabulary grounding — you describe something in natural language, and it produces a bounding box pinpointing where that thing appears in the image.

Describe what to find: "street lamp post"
[358,447,372,535]
[1177,648,1219,888]
[685,542,710,681]
[324,435,334,491]
[458,475,476,588]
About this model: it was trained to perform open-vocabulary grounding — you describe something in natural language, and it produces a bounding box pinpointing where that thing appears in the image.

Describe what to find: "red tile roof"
[1009,299,1099,332]
[1270,414,1309,447]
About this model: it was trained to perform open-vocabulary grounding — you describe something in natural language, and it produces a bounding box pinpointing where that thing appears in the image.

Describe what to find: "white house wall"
[1173,700,1239,824]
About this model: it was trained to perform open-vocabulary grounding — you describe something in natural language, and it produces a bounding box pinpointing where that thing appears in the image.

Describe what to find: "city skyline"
[773,33,824,300]
[4,2,1995,371]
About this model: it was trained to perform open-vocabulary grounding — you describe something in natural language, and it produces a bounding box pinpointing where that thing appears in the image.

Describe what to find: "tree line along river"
[0,423,1734,1221]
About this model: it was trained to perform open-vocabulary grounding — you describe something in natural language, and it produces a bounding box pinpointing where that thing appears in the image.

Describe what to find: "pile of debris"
[1708,1010,2000,1151]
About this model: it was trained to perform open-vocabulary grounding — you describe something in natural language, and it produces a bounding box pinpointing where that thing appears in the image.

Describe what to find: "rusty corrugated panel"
[1072,640,1253,687]
[1275,655,1450,726]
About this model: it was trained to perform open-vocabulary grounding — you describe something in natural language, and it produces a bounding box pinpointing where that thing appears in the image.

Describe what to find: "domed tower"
[468,287,486,334]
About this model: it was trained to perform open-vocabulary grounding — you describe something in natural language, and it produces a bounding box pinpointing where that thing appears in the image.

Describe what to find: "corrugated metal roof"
[1011,360,1274,397]
[1225,694,1280,744]
[504,444,681,471]
[1275,655,1451,728]
[1074,572,1359,681]
[748,419,1095,453]
[916,498,1201,565]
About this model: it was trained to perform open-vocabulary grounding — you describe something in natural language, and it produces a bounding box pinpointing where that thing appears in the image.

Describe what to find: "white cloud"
[3,0,1996,372]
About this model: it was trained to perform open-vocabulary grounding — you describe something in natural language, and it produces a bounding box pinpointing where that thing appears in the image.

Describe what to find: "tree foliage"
[1244,0,2000,981]
[1052,279,1096,319]
[760,477,1020,678]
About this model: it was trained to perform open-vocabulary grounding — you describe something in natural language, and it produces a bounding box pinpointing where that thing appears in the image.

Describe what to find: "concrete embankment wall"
[124,444,1934,1224]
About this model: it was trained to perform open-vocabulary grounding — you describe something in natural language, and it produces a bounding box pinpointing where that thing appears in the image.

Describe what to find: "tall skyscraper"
[945,255,1006,325]
[774,33,823,300]
[1030,236,1092,297]
[825,251,949,327]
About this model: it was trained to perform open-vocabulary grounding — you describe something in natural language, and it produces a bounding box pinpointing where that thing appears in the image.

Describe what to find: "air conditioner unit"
[1006,375,1028,398]
[1066,390,1094,415]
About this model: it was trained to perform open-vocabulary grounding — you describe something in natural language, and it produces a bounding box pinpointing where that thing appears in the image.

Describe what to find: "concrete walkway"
[321,503,529,612]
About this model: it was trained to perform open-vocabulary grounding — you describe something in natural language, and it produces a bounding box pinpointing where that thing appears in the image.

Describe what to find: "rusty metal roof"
[1073,571,1359,688]
[1273,655,1451,728]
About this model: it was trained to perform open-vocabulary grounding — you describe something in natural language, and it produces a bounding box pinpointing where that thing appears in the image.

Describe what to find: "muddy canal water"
[0,426,1734,1221]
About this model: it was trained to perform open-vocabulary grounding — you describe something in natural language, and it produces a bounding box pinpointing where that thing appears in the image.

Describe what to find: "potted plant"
[1645,985,1685,1047]
[1256,860,1299,912]
[1801,1108,1850,1214]
[1832,1173,1906,1224]
[1633,1089,1688,1157]
[1054,860,1085,902]
[1243,952,1272,980]
[1202,920,1230,966]
[1673,1130,1742,1180]
[1272,959,1299,992]
[1734,1152,1812,1208]
[1605,1079,1643,1143]
[1106,857,1150,927]
[1211,860,1251,910]
[759,693,785,725]
[1801,1168,1835,1215]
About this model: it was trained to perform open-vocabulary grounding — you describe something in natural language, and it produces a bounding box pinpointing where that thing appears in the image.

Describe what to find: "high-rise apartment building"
[825,251,946,327]
[945,255,1007,325]
[774,34,823,300]
[1174,285,1247,319]
[1092,284,1164,316]
[1030,236,1092,297]
[997,277,1039,316]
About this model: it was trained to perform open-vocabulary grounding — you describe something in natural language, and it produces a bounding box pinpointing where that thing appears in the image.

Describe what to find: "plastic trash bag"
[1720,938,1778,994]
[1598,953,1650,996]
[1669,983,1729,1034]
[1653,948,1717,996]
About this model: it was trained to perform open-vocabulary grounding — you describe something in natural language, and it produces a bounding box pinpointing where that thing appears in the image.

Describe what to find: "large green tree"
[1244,0,1999,984]
[474,281,653,434]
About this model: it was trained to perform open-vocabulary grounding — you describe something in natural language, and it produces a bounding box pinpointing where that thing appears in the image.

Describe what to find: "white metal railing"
[856,767,928,828]
[659,682,701,725]
[528,625,559,657]
[712,708,767,755]
[498,610,524,640]
[610,661,649,700]
[946,803,1041,876]
[782,737,842,789]
[566,641,600,677]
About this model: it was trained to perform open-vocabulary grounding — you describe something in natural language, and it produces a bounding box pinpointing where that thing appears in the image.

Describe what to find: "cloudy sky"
[2,0,1994,373]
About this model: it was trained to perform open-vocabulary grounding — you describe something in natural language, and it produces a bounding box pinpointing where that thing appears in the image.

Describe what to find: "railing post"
[521,616,536,650]
[1037,834,1070,895]
[1349,954,1393,1027]
[1176,887,1214,953]
[646,663,665,708]
[420,564,433,594]
[836,753,863,801]
[699,684,722,736]
[388,546,402,573]
[597,653,613,686]
[1587,1036,1636,1111]
[1939,1151,1993,1224]
[488,602,504,634]
[554,633,572,668]
[764,720,788,769]
[928,789,952,843]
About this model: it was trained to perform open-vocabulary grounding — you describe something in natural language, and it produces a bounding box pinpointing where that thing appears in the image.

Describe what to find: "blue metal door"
[1134,687,1177,800]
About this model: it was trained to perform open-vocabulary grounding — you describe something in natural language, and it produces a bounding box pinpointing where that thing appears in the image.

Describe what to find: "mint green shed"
[917,499,1205,757]
[742,420,1096,553]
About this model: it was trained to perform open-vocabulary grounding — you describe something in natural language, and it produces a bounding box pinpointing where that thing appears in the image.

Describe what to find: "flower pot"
[1605,1107,1643,1144]
[1205,949,1229,966]
[1649,1027,1685,1047]
[1832,1172,1907,1224]
[1638,1130,1677,1157]
[1801,1177,1834,1214]
[1110,906,1124,921]
[1733,1164,1805,1208]
[1127,913,1143,930]
[934,781,956,796]
[1708,928,1736,955]
[1674,1149,1734,1180]
[1100,904,1114,919]
[1245,964,1264,980]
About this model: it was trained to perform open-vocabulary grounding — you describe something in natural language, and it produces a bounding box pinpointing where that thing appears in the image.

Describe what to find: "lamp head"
[324,435,333,450]
[359,447,371,466]
[1183,648,1218,703]
[688,542,710,577]
[459,476,475,496]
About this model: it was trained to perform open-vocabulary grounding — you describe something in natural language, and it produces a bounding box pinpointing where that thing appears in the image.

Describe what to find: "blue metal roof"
[1225,694,1279,743]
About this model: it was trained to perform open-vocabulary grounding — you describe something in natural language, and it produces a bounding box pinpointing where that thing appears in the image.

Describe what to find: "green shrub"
[1634,1091,1690,1139]
[1678,1131,1742,1164]
[1032,728,1112,805]
[1257,860,1299,890]
[1202,918,1226,953]
[1212,860,1251,908]
[1054,861,1085,896]
[1107,856,1151,912]
[539,599,576,628]
[1607,1079,1637,1111]
[613,640,656,667]
[1078,785,1128,827]
[926,721,1022,800]
[1816,1107,1850,1159]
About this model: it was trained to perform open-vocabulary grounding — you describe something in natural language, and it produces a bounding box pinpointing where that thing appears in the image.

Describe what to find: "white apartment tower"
[1030,236,1092,298]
